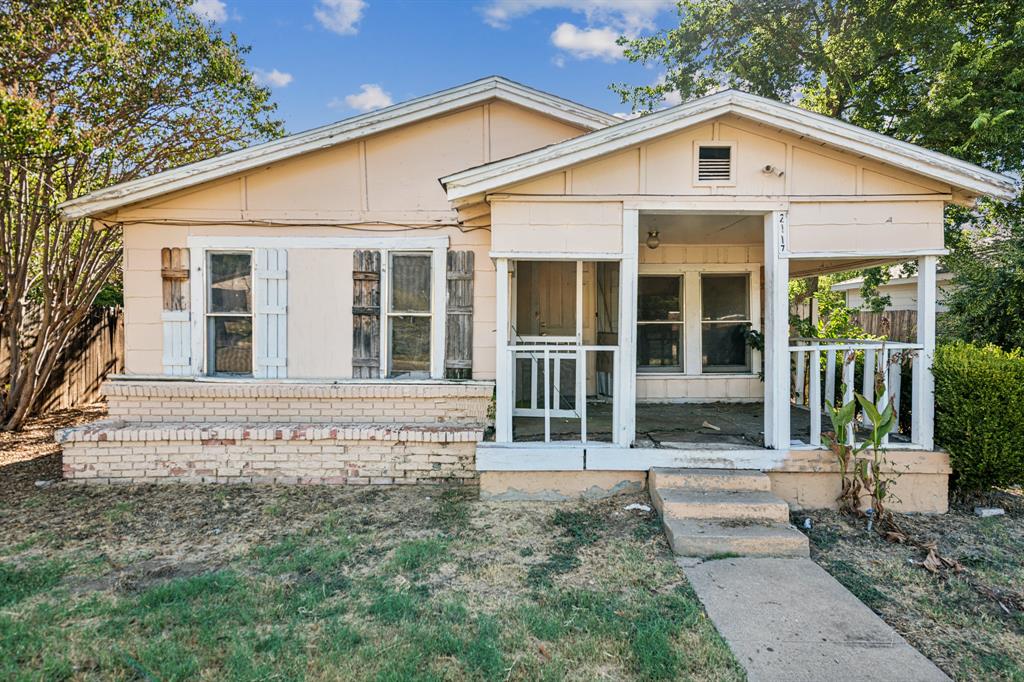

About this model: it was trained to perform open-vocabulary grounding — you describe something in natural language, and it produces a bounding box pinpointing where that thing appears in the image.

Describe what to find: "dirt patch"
[806,494,1024,680]
[0,404,105,496]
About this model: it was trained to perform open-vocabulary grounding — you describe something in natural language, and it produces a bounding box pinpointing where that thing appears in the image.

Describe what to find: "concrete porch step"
[650,467,771,492]
[663,518,809,558]
[651,488,791,523]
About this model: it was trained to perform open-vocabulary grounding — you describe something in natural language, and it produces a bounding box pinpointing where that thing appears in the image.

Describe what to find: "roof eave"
[441,91,1018,203]
[59,76,618,221]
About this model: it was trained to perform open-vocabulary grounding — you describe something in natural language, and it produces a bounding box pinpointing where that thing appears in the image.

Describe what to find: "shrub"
[934,342,1024,492]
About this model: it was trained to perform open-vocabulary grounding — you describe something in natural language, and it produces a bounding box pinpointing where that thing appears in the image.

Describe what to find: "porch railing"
[788,338,924,449]
[509,343,619,443]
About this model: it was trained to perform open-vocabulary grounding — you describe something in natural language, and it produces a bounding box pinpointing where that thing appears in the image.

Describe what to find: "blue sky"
[189,0,683,133]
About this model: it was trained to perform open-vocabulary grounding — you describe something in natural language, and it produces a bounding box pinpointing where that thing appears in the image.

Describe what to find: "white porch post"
[764,211,790,449]
[912,255,937,449]
[616,209,639,447]
[495,257,513,442]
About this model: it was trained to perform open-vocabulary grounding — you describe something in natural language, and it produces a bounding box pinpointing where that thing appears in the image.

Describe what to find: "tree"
[0,0,284,429]
[614,0,1024,343]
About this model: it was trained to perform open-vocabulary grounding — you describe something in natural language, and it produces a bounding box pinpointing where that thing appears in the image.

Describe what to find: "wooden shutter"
[352,250,381,378]
[160,247,191,375]
[445,250,474,379]
[254,248,288,378]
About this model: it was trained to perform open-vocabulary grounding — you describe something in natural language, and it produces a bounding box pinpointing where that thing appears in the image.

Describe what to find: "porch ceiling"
[640,213,763,245]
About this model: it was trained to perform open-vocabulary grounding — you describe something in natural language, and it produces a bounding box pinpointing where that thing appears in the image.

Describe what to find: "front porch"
[490,206,938,459]
[510,400,914,448]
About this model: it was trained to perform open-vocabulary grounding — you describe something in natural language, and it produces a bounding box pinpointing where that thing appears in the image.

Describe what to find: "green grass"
[0,486,743,681]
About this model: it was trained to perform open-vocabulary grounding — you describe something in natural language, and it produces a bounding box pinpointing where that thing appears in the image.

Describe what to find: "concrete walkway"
[681,557,950,682]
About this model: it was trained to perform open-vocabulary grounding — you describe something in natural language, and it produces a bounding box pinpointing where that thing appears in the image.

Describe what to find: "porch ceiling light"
[645,230,660,250]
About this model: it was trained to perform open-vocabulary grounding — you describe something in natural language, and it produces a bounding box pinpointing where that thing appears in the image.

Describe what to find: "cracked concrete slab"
[683,557,949,682]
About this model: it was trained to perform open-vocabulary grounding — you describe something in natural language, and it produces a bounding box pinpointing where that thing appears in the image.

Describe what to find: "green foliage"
[943,200,1024,351]
[934,342,1024,491]
[615,0,1024,355]
[0,0,284,428]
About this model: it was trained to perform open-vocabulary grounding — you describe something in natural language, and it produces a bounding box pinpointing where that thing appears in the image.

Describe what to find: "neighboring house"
[831,266,956,340]
[56,77,1016,514]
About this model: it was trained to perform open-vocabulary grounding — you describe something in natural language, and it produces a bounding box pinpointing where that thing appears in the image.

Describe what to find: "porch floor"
[510,402,911,448]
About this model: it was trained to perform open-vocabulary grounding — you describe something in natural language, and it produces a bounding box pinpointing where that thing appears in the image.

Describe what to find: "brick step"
[651,488,791,524]
[650,467,771,493]
[663,518,809,558]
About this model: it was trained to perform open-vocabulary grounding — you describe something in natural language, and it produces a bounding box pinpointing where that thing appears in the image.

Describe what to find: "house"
[56,76,1016,519]
[831,266,956,341]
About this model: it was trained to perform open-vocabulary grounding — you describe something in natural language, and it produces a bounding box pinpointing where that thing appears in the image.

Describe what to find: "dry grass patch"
[807,490,1024,681]
[0,414,742,681]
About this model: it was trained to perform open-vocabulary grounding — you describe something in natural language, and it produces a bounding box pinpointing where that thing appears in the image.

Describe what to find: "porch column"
[912,255,937,449]
[616,208,639,447]
[494,257,512,442]
[763,211,790,449]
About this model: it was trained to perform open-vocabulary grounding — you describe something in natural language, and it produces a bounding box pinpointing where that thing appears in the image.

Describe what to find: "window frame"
[693,140,737,187]
[383,250,435,379]
[636,274,685,373]
[699,272,753,374]
[204,249,255,377]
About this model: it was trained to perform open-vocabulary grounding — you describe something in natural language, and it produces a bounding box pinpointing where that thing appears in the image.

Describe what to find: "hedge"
[933,342,1024,492]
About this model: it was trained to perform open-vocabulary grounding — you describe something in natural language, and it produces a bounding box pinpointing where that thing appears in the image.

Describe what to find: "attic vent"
[697,145,733,183]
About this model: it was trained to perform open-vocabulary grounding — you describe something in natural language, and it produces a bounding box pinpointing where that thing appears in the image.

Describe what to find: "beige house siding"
[116,101,587,379]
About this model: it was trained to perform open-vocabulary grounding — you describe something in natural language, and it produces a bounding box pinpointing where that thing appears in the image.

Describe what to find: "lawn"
[806,493,1024,681]
[0,410,742,681]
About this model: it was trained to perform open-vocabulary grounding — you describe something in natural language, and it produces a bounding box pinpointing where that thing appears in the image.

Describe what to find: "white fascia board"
[59,77,617,221]
[442,90,1018,203]
[186,235,449,250]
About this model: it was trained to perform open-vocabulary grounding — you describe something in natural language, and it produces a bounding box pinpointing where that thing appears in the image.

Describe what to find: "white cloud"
[190,0,227,22]
[481,0,671,33]
[253,68,294,88]
[314,0,367,35]
[613,111,642,120]
[550,23,623,61]
[333,84,393,112]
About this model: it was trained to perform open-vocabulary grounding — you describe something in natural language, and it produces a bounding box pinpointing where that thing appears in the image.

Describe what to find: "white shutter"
[161,310,191,375]
[254,248,288,378]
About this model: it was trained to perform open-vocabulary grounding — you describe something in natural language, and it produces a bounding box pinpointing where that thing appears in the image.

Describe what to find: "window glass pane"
[638,277,681,321]
[209,317,252,375]
[637,324,681,369]
[702,274,748,321]
[390,316,430,378]
[515,260,577,337]
[701,322,750,372]
[209,253,252,313]
[391,254,431,313]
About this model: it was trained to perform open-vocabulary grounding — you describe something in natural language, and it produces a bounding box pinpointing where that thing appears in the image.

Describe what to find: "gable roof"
[58,76,619,220]
[441,89,1018,203]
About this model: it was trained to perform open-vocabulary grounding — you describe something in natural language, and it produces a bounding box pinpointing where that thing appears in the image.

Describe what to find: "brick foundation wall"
[101,380,493,425]
[59,422,481,485]
[59,380,493,485]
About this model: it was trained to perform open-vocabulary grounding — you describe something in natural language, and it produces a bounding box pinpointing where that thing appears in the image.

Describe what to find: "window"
[387,252,432,378]
[206,252,253,375]
[637,276,683,371]
[696,143,735,183]
[701,273,751,373]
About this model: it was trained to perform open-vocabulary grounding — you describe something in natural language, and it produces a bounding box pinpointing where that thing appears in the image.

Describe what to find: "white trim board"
[442,89,1017,202]
[187,236,449,250]
[59,77,619,220]
[476,444,584,471]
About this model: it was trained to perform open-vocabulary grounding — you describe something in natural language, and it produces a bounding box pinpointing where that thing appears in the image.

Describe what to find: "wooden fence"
[1,307,124,412]
[849,310,917,343]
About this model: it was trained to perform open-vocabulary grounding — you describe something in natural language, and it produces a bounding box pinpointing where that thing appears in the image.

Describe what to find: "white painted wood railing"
[509,344,618,443]
[788,338,923,449]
